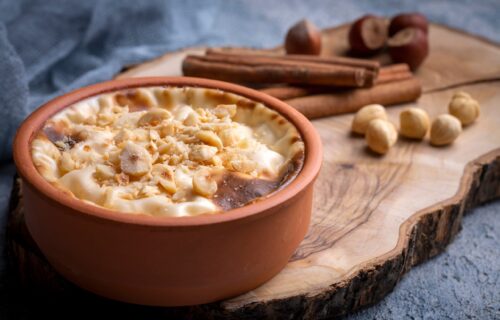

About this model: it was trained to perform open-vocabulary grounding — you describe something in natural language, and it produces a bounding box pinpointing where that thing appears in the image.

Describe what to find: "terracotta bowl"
[13,77,322,306]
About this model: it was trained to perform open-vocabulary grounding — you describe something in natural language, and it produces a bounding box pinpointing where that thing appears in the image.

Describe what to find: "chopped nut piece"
[183,111,199,126]
[189,145,218,162]
[138,185,161,198]
[218,128,240,147]
[158,137,189,157]
[172,190,188,202]
[114,129,134,145]
[168,154,183,165]
[149,130,160,141]
[211,155,222,166]
[196,130,223,149]
[138,108,171,127]
[60,152,76,172]
[115,173,130,186]
[120,192,135,200]
[213,104,237,118]
[107,150,121,166]
[152,164,177,194]
[146,141,158,154]
[131,128,150,142]
[97,113,114,126]
[159,122,178,137]
[230,158,257,174]
[119,142,152,177]
[192,168,217,197]
[95,164,116,180]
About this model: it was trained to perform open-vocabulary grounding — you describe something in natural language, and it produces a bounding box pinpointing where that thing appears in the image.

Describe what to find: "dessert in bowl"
[31,85,305,217]
[13,77,322,306]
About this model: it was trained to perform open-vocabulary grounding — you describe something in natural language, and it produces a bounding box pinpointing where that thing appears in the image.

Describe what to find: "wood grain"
[7,23,500,318]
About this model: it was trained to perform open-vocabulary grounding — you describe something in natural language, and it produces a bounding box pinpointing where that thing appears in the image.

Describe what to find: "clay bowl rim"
[13,77,322,228]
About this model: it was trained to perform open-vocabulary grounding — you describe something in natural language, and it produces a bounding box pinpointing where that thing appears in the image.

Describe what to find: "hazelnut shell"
[388,27,429,70]
[448,97,480,126]
[430,114,462,146]
[365,119,398,154]
[389,12,429,36]
[348,15,388,55]
[399,107,430,139]
[285,19,322,55]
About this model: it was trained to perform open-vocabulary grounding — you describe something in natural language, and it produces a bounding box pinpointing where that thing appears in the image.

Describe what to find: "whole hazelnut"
[348,15,388,55]
[389,12,428,36]
[399,107,430,139]
[430,114,462,146]
[388,27,429,70]
[285,19,322,55]
[448,94,480,126]
[365,119,398,154]
[352,104,388,135]
[452,91,472,100]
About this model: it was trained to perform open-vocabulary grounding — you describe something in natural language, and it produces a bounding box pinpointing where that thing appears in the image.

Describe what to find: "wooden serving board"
[7,23,500,318]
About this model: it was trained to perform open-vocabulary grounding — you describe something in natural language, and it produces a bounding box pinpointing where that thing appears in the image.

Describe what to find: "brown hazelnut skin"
[388,27,429,70]
[348,15,388,55]
[285,19,322,55]
[389,12,429,36]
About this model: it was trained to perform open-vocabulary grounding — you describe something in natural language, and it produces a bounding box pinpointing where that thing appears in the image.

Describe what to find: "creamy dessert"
[31,87,304,217]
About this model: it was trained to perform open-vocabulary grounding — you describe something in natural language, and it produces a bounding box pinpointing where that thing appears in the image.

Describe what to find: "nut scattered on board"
[348,15,388,55]
[430,114,462,146]
[388,12,428,36]
[388,27,429,70]
[365,119,398,154]
[452,91,471,100]
[285,19,322,55]
[399,107,430,139]
[351,104,388,134]
[448,92,480,125]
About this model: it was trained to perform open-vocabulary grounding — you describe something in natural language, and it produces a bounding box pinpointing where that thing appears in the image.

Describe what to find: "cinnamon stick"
[378,63,410,75]
[376,71,413,84]
[191,53,370,74]
[183,55,375,87]
[206,49,380,73]
[260,64,414,100]
[260,86,322,100]
[376,63,412,84]
[284,77,422,119]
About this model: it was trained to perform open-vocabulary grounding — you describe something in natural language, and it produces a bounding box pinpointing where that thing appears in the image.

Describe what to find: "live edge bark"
[5,151,500,319]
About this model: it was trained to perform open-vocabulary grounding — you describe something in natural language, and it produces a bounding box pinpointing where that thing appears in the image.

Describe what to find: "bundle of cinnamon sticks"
[182,49,421,119]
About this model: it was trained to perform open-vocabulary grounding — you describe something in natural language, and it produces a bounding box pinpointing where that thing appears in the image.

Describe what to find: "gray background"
[0,0,498,318]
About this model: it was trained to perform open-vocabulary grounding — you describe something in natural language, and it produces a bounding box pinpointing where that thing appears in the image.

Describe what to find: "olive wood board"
[6,23,500,319]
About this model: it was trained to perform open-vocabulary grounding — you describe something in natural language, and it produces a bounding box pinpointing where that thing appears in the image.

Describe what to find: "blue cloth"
[0,0,498,318]
[1,0,500,161]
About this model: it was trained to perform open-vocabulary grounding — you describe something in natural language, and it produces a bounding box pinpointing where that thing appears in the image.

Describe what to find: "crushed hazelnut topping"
[30,87,304,217]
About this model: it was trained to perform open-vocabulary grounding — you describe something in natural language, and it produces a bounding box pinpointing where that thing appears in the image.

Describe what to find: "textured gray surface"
[352,202,500,319]
[0,0,499,318]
